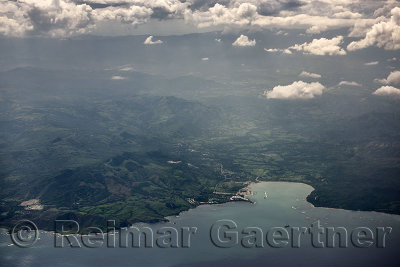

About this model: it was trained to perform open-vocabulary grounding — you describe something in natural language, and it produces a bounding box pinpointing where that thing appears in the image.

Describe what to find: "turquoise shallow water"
[1,182,399,266]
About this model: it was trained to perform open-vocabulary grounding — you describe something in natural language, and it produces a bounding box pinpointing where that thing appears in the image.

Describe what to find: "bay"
[1,182,399,267]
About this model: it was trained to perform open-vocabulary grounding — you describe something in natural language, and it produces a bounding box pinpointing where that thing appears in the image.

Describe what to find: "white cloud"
[264,48,280,53]
[144,35,163,45]
[348,7,400,51]
[119,66,133,71]
[288,36,347,56]
[264,81,325,99]
[275,30,288,36]
[299,71,321,79]
[364,61,379,66]
[386,70,400,85]
[186,3,258,29]
[264,48,292,54]
[232,34,256,47]
[282,48,292,54]
[338,81,362,87]
[95,4,153,25]
[374,0,400,17]
[201,57,209,61]
[348,18,383,38]
[373,86,400,96]
[333,11,362,19]
[375,70,400,86]
[0,0,187,37]
[111,75,126,80]
[0,0,392,38]
[185,1,374,35]
[0,0,96,37]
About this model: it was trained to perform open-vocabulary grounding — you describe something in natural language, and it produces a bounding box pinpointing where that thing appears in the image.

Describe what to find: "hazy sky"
[1,0,400,99]
[0,1,396,39]
[1,1,399,52]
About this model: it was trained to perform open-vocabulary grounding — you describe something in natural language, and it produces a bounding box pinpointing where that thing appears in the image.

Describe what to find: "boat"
[284,225,290,228]
[264,192,268,199]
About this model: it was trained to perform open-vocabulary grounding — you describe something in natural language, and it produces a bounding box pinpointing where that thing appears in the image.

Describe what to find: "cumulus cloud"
[299,71,321,79]
[184,0,373,35]
[0,0,96,37]
[375,70,400,86]
[0,0,386,37]
[338,81,362,87]
[264,81,325,99]
[264,47,292,54]
[0,0,188,37]
[288,36,347,55]
[282,48,292,54]
[232,34,256,47]
[373,86,400,96]
[264,48,280,53]
[386,70,400,85]
[111,75,126,80]
[275,30,288,36]
[186,3,259,29]
[119,66,133,71]
[348,7,400,51]
[348,18,384,38]
[95,4,153,24]
[333,11,362,19]
[144,35,163,44]
[364,61,379,66]
[374,0,400,17]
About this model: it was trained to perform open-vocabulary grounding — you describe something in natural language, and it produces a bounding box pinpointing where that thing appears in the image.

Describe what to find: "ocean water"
[1,182,399,267]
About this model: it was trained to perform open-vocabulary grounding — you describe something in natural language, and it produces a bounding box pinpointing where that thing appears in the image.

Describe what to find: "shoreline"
[2,181,400,234]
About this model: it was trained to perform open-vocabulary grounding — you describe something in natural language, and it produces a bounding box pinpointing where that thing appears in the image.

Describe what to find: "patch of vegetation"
[1,68,400,230]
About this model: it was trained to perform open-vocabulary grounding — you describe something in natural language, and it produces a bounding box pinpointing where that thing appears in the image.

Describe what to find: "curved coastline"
[2,181,399,235]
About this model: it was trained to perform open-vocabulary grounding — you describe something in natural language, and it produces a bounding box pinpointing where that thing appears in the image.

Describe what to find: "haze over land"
[0,0,400,230]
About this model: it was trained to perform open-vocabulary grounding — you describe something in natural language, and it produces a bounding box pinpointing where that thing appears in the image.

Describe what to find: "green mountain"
[1,66,400,230]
